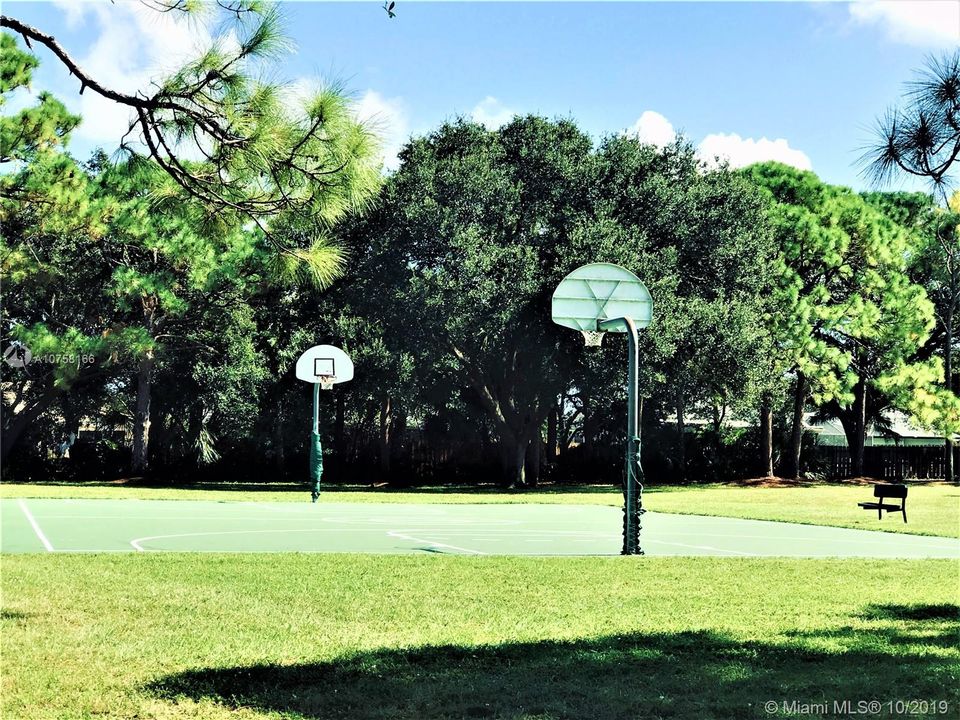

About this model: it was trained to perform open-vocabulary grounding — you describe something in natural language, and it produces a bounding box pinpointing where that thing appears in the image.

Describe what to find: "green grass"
[2,554,957,719]
[4,481,958,537]
[651,484,960,539]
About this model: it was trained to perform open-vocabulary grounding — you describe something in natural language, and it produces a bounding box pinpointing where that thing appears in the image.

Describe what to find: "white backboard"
[295,345,354,384]
[552,263,652,332]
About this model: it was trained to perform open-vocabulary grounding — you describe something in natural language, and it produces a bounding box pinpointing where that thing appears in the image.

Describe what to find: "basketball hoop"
[581,330,605,347]
[552,263,653,555]
[295,344,355,504]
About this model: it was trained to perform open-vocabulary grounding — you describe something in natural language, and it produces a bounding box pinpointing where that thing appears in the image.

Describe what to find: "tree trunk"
[760,393,774,478]
[711,401,725,461]
[377,395,392,479]
[525,432,541,487]
[500,434,527,488]
[0,386,63,464]
[131,349,154,474]
[582,393,597,455]
[786,373,807,480]
[946,308,955,483]
[334,393,345,459]
[847,377,867,478]
[558,403,579,459]
[61,398,82,459]
[272,400,286,473]
[675,392,687,482]
[546,405,558,460]
[131,297,158,475]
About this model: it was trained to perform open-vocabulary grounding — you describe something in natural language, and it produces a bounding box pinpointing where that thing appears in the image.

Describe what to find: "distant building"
[805,411,952,448]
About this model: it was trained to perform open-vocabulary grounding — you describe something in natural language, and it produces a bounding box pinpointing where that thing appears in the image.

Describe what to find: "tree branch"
[1,16,154,108]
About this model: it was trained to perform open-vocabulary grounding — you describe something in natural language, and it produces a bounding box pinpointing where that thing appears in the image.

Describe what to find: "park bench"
[858,484,908,523]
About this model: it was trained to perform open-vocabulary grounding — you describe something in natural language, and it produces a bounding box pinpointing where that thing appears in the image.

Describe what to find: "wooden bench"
[858,484,908,523]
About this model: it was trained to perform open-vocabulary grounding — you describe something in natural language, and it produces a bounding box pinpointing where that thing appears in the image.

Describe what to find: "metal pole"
[310,383,323,503]
[599,316,644,555]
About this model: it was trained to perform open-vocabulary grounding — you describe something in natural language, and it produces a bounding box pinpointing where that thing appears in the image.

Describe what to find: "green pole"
[599,316,644,554]
[309,382,323,502]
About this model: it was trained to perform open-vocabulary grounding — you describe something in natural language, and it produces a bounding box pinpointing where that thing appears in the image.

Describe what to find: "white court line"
[128,527,584,552]
[18,500,54,552]
[322,517,522,526]
[130,528,350,551]
[39,515,327,521]
[406,529,959,549]
[129,526,488,552]
[419,532,753,556]
[386,531,486,555]
[644,538,754,556]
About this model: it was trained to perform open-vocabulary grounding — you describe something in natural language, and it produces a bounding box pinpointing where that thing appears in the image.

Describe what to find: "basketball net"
[319,377,335,390]
[581,330,605,347]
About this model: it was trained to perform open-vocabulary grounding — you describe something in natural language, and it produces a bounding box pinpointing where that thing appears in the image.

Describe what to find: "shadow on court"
[148,605,959,720]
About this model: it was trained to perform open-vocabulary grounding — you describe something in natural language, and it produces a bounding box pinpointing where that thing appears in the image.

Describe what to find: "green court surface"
[3,497,959,557]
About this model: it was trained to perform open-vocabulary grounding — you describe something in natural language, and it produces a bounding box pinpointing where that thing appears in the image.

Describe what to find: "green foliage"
[746,163,936,406]
[745,162,950,474]
[875,358,960,436]
[345,117,601,483]
[592,137,778,430]
[1,31,373,471]
[0,34,86,222]
[862,50,960,201]
[1,42,140,442]
[4,15,956,482]
[0,34,79,162]
[338,120,779,483]
[113,3,383,253]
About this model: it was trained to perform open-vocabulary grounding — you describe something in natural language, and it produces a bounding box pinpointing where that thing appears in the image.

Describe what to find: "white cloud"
[849,1,960,47]
[54,0,87,30]
[48,1,217,148]
[627,110,676,148]
[697,133,812,171]
[624,109,812,171]
[354,90,409,172]
[471,96,515,130]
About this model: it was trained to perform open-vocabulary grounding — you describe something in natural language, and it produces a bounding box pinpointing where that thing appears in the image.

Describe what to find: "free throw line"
[18,499,54,552]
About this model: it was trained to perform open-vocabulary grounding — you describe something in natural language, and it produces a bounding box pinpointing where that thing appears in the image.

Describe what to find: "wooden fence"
[809,445,956,480]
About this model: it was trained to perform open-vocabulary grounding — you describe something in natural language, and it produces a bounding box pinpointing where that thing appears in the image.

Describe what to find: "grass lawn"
[2,554,957,719]
[3,482,958,537]
[651,484,960,539]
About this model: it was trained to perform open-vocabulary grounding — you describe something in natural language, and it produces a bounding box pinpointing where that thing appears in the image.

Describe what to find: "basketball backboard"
[551,262,652,553]
[552,263,652,343]
[296,345,354,386]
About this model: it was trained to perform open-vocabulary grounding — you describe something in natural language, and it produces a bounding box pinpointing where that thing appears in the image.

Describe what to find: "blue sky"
[6,1,960,190]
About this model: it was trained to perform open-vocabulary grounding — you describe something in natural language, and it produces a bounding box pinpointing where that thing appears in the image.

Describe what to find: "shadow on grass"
[148,623,959,720]
[860,603,959,622]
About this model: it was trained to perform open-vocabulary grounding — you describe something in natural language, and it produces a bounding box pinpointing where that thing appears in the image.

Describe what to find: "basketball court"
[3,498,958,557]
